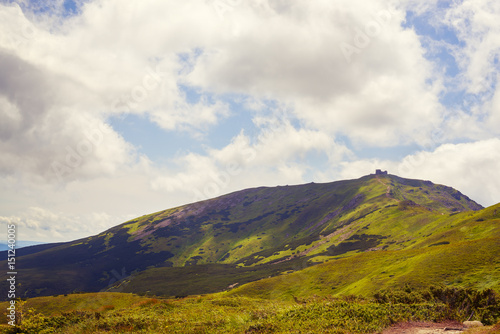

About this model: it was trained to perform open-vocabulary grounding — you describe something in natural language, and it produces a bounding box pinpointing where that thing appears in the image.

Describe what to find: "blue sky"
[1,0,500,242]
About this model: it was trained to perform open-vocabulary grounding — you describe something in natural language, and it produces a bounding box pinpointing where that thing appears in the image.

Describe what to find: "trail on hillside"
[375,175,391,197]
[376,176,400,202]
[382,321,465,334]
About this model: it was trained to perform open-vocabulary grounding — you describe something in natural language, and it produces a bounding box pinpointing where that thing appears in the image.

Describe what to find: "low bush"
[3,286,499,333]
[373,285,500,325]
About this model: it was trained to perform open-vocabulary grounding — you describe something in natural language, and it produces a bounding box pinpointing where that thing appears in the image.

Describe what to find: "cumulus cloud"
[151,120,349,202]
[0,207,122,242]
[186,0,444,146]
[338,139,500,207]
[0,0,455,187]
[0,50,134,183]
[0,0,499,242]
[397,139,500,207]
[438,1,500,137]
[0,0,232,184]
[444,0,500,92]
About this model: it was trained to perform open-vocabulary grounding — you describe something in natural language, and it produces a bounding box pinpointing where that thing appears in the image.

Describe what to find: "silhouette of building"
[375,169,388,175]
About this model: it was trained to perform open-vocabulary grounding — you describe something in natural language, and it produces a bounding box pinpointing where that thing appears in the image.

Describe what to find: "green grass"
[227,237,500,299]
[0,293,149,317]
[2,286,498,334]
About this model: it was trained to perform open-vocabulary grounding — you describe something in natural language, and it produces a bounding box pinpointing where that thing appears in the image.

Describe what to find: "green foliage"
[3,291,495,334]
[373,284,429,304]
[374,285,500,325]
[3,307,101,334]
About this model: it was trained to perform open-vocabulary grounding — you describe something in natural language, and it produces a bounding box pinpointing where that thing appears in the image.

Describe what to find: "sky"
[1,0,500,243]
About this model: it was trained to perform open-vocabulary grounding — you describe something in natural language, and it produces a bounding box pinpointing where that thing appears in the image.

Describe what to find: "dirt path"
[382,321,465,334]
[375,175,392,198]
[375,175,405,203]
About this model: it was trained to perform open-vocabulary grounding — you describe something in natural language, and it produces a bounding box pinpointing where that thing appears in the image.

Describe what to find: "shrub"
[374,285,500,325]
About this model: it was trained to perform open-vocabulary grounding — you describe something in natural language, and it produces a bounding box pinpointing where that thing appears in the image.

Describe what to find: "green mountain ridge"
[1,173,498,300]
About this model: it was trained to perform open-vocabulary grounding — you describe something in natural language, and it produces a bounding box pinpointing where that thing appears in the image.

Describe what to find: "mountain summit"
[3,173,497,299]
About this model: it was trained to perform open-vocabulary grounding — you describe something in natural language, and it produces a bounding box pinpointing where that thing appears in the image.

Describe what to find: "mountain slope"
[227,203,500,299]
[0,173,490,299]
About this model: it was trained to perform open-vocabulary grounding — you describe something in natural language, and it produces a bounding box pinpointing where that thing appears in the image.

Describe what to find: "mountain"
[2,172,498,300]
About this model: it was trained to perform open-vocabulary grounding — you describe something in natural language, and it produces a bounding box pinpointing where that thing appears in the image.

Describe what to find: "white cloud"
[151,119,351,202]
[0,50,135,183]
[0,165,187,242]
[397,139,500,207]
[0,207,121,242]
[0,1,233,186]
[439,1,500,137]
[444,0,500,92]
[338,139,500,207]
[0,0,451,188]
[186,0,444,146]
[489,85,500,128]
[1,0,499,243]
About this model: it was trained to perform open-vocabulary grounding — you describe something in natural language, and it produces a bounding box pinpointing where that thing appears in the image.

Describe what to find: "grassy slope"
[227,203,500,299]
[110,179,498,298]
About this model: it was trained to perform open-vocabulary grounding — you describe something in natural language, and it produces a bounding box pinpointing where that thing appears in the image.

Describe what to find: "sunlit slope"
[110,173,482,267]
[0,174,485,298]
[228,203,500,299]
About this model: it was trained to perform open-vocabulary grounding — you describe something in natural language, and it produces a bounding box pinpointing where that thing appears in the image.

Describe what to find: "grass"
[235,238,500,299]
[0,293,149,317]
[1,286,499,334]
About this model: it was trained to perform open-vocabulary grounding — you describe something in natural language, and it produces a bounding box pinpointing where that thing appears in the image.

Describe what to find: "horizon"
[1,0,500,243]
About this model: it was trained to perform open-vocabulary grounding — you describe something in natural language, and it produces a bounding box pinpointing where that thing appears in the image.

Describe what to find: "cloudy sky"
[1,0,499,243]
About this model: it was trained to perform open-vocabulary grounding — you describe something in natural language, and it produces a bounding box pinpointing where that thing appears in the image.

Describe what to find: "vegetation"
[228,236,500,299]
[373,285,500,325]
[1,286,499,333]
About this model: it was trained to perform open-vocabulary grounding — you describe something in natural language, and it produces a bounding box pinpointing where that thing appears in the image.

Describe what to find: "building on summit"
[375,169,388,175]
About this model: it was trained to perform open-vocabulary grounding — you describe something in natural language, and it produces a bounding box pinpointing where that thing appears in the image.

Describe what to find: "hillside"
[1,173,494,299]
[228,203,500,299]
